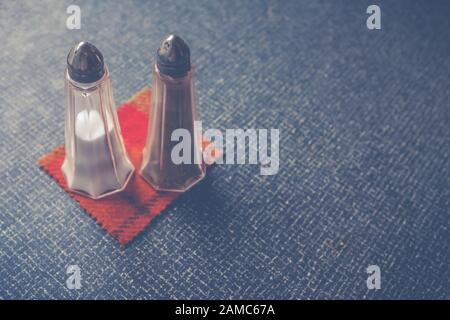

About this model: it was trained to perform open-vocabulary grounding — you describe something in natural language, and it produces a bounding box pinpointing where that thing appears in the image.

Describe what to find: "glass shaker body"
[140,65,206,192]
[62,68,134,199]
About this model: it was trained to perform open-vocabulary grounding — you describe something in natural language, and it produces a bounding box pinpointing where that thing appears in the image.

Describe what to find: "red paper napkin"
[38,88,217,245]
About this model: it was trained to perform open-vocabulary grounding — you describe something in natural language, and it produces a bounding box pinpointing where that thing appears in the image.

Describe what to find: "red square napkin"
[38,88,217,245]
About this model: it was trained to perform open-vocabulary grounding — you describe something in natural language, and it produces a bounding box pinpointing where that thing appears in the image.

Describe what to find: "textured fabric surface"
[38,88,218,245]
[0,0,449,299]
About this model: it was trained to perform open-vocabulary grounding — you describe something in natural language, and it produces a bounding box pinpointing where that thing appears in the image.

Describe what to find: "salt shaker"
[61,41,134,199]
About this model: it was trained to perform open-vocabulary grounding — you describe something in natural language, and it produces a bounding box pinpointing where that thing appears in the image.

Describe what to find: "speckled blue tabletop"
[0,0,449,299]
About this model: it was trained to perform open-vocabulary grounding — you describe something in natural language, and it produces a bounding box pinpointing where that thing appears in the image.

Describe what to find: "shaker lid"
[67,42,105,83]
[156,35,191,78]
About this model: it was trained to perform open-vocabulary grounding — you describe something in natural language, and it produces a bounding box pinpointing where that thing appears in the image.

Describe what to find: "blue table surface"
[0,0,449,299]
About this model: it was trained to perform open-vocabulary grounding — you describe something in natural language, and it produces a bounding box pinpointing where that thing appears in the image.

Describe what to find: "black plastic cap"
[156,35,191,78]
[67,42,105,83]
